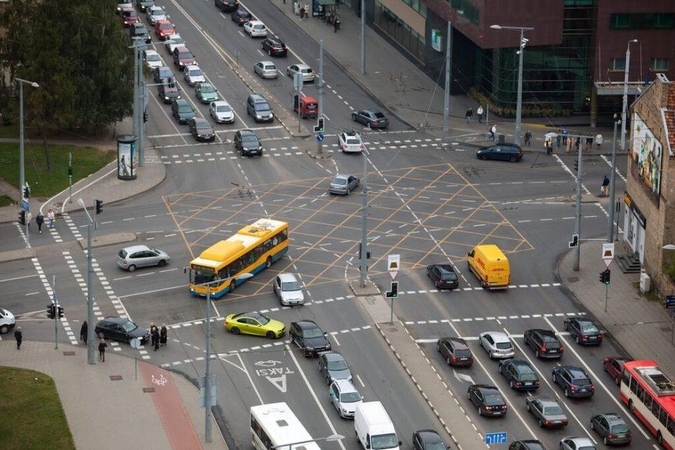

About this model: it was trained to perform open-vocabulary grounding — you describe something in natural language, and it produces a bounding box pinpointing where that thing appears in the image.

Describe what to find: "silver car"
[117,245,170,272]
[254,61,278,79]
[209,101,235,124]
[287,63,315,82]
[146,5,165,26]
[479,331,515,359]
[183,65,205,86]
[329,379,362,419]
[328,174,360,195]
[273,273,305,306]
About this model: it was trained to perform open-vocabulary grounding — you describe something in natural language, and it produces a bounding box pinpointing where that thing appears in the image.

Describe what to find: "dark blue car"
[552,365,595,398]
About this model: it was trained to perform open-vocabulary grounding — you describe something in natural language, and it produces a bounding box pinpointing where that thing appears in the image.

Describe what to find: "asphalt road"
[0,0,650,449]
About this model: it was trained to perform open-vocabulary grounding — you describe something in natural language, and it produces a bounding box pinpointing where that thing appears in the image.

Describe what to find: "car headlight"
[256,114,262,119]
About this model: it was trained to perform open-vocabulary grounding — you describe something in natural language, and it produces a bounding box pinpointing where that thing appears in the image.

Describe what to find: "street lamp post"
[271,433,344,449]
[15,78,39,203]
[607,115,621,242]
[490,25,533,146]
[620,39,638,152]
[77,198,96,365]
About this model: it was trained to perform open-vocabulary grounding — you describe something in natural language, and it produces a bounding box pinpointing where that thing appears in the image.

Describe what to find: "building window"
[650,58,669,72]
[610,13,675,30]
[609,58,626,71]
[610,13,630,29]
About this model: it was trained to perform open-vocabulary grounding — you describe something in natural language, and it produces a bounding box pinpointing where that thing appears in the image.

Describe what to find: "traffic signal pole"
[52,275,58,349]
[317,39,324,155]
[572,145,583,271]
[78,198,96,365]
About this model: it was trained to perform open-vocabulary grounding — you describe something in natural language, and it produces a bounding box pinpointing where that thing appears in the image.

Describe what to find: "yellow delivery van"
[467,244,510,290]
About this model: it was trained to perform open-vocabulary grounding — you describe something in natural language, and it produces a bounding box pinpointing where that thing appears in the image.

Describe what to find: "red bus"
[620,359,675,449]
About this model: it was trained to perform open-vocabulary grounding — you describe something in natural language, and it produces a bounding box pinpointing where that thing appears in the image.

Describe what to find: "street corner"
[79,232,138,250]
[306,150,333,159]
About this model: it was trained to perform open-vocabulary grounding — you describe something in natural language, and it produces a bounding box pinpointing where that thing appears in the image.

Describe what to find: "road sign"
[602,243,615,268]
[316,134,324,142]
[21,199,29,211]
[388,254,400,280]
[485,432,507,445]
[568,234,579,248]
[666,295,675,308]
[130,338,141,349]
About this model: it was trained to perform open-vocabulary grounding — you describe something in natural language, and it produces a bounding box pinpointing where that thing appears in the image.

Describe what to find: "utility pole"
[317,39,324,154]
[360,0,366,74]
[204,286,213,443]
[442,21,452,133]
[359,144,369,287]
[573,145,583,271]
[620,39,638,152]
[78,198,96,364]
[607,116,620,242]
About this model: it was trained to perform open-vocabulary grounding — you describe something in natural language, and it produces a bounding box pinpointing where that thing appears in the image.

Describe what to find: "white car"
[0,307,16,334]
[146,5,166,26]
[183,65,205,86]
[165,33,184,54]
[143,49,163,69]
[479,331,515,359]
[337,131,363,153]
[273,273,304,306]
[243,20,268,38]
[117,1,133,12]
[253,61,278,79]
[559,436,596,450]
[287,63,315,83]
[209,101,235,124]
[329,379,362,419]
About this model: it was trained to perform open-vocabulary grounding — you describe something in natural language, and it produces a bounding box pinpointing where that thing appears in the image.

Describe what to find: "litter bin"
[117,135,137,180]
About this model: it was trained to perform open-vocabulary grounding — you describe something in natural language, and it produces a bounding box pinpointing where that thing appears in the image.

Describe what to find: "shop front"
[622,191,646,263]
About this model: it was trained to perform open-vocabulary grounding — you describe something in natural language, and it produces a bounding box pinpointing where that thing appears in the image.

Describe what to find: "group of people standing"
[24,209,56,234]
[150,323,168,351]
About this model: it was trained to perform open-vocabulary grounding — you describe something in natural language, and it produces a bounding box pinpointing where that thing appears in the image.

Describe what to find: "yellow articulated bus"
[188,219,289,298]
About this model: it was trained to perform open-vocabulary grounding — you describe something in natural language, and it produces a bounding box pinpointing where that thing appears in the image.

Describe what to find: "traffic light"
[143,110,148,123]
[57,305,64,319]
[358,243,371,260]
[95,199,103,215]
[68,166,73,179]
[46,303,55,319]
[599,269,611,285]
[23,185,30,198]
[313,117,325,133]
[573,159,579,172]
[390,281,399,298]
[19,210,26,225]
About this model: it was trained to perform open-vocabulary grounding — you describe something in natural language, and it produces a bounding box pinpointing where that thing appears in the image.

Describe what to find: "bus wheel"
[266,257,272,269]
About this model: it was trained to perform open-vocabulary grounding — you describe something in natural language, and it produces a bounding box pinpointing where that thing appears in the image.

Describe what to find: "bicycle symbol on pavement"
[152,374,168,386]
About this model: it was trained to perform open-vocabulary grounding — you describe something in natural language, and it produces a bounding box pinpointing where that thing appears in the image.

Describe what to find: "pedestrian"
[152,327,160,351]
[561,128,568,145]
[160,324,168,347]
[546,139,553,155]
[293,1,299,15]
[489,125,496,141]
[80,321,88,345]
[602,175,610,196]
[14,326,22,350]
[98,338,107,362]
[304,3,309,18]
[574,137,581,152]
[465,107,473,125]
[333,17,340,32]
[595,133,603,150]
[299,5,305,19]
[47,209,55,228]
[566,138,572,153]
[524,130,532,146]
[477,105,484,124]
[36,212,44,233]
[556,132,561,149]
[585,136,593,151]
[26,210,32,229]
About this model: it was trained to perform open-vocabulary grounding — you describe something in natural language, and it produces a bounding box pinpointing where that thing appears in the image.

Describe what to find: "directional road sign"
[485,432,507,445]
[316,134,324,142]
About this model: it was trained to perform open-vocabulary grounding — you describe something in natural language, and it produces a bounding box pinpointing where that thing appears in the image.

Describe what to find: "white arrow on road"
[453,369,475,385]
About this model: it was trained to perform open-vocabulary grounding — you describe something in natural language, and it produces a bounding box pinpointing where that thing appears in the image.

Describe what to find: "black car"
[95,317,150,345]
[412,429,448,450]
[523,328,564,359]
[171,99,195,124]
[130,22,151,44]
[188,118,216,142]
[508,441,546,450]
[318,351,352,385]
[437,337,473,367]
[262,37,288,56]
[231,9,252,25]
[467,384,507,417]
[476,143,523,162]
[233,129,263,157]
[153,65,174,83]
[289,320,331,357]
[157,77,180,104]
[564,317,603,345]
[590,413,632,445]
[426,264,459,290]
[498,359,540,391]
[351,109,389,129]
[552,365,595,398]
[214,0,238,12]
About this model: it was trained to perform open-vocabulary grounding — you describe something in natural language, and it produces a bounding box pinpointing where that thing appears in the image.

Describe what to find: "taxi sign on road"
[602,243,615,268]
[388,254,400,280]
[485,432,507,445]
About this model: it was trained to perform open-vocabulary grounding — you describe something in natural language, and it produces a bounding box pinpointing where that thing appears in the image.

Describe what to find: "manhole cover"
[142,387,156,393]
[109,375,123,381]
[62,351,76,356]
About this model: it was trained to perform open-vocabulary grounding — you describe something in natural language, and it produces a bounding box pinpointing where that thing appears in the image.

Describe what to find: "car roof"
[563,437,594,445]
[259,60,276,66]
[294,320,319,329]
[239,129,256,136]
[323,351,344,361]
[145,49,159,56]
[597,412,625,424]
[248,20,263,24]
[432,263,455,273]
[473,384,499,393]
[415,429,443,443]
[561,366,589,378]
[192,117,210,125]
[508,360,535,372]
[332,378,358,392]
[533,396,559,406]
[440,336,469,349]
[484,331,510,342]
[121,244,151,253]
[174,98,189,106]
[212,100,230,107]
[279,273,299,282]
[185,65,200,71]
[101,316,130,325]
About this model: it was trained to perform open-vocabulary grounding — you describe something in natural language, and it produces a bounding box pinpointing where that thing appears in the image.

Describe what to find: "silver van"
[247,93,274,123]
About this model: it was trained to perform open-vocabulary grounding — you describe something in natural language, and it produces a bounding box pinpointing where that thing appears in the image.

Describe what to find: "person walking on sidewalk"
[26,211,32,229]
[601,175,610,196]
[14,326,22,350]
[489,124,497,141]
[524,130,532,146]
[574,137,581,152]
[465,107,473,125]
[561,127,568,145]
[47,209,55,229]
[152,327,160,351]
[585,136,593,152]
[556,131,561,149]
[80,321,88,345]
[160,324,168,347]
[98,338,107,362]
[477,105,484,124]
[595,133,603,150]
[299,5,305,20]
[36,212,44,234]
[333,17,340,32]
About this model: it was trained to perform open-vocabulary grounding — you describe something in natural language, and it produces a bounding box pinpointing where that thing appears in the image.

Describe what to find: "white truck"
[354,401,401,450]
[0,308,16,334]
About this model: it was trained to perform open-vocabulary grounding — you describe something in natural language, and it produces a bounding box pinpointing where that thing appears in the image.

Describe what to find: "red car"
[155,20,176,41]
[121,8,140,27]
[603,356,632,385]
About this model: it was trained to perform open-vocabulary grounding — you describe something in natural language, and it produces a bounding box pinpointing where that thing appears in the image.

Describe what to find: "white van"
[354,401,401,450]
[0,308,16,334]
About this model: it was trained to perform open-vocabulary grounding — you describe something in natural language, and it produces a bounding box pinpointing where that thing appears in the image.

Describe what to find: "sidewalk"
[0,341,228,450]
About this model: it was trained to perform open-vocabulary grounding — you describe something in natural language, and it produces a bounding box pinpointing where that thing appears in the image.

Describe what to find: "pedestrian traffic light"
[313,117,325,133]
[57,306,64,319]
[573,159,579,172]
[603,269,611,285]
[68,166,73,179]
[46,303,55,319]
[95,199,103,215]
[390,281,399,298]
[19,210,26,225]
[143,110,148,123]
[23,185,30,199]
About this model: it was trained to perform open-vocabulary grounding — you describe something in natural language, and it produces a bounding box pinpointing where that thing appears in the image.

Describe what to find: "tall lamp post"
[620,39,638,152]
[607,115,621,242]
[78,198,96,365]
[15,78,39,201]
[490,25,533,146]
[271,433,344,449]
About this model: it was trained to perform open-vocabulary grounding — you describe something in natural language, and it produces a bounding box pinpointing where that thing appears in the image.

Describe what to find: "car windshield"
[216,105,232,113]
[249,313,269,325]
[345,137,360,145]
[180,50,193,59]
[200,84,215,93]
[327,358,348,371]
[371,433,398,450]
[374,112,386,119]
[170,38,184,45]
[256,105,270,112]
[189,69,202,77]
[303,327,324,338]
[484,394,504,405]
[581,323,599,333]
[147,54,160,61]
[196,122,211,130]
[544,405,564,415]
[496,342,512,350]
[610,423,630,433]
[242,135,258,143]
[121,321,138,332]
[159,23,172,30]
[282,281,301,291]
[573,377,591,386]
[333,178,347,186]
[340,392,361,403]
[178,105,192,113]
